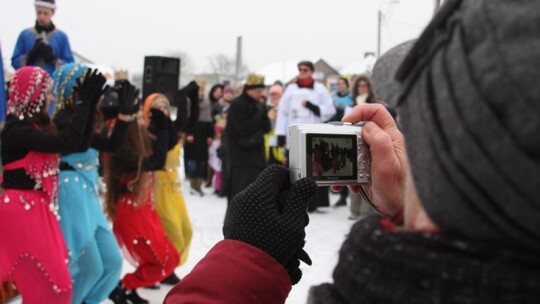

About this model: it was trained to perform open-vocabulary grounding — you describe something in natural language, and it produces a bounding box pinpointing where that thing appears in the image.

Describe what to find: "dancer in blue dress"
[52,63,137,304]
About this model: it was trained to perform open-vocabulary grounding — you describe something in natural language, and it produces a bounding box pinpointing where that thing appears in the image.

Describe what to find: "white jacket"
[275,82,336,142]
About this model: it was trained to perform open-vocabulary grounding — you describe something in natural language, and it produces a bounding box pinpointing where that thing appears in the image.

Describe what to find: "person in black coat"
[224,74,270,205]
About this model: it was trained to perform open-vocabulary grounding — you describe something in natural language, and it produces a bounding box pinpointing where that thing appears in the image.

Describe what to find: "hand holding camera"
[224,165,317,285]
[288,104,407,217]
[341,103,408,216]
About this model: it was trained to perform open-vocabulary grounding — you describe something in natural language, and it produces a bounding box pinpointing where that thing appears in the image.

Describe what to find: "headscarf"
[142,93,170,125]
[7,66,52,120]
[52,63,89,117]
[374,0,540,252]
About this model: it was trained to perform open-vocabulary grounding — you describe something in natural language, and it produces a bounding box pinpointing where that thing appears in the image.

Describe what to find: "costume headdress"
[52,63,89,116]
[244,73,265,90]
[7,66,52,120]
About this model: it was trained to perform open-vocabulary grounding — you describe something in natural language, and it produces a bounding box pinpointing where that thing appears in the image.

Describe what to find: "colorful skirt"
[113,194,179,289]
[0,189,71,294]
[154,170,193,266]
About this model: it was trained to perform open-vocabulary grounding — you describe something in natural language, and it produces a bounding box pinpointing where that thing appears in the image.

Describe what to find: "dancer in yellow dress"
[143,93,193,284]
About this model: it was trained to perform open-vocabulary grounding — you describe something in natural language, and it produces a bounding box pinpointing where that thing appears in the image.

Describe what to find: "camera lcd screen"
[306,134,357,181]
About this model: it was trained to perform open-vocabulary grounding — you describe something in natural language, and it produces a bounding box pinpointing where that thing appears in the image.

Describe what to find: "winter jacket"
[164,240,291,304]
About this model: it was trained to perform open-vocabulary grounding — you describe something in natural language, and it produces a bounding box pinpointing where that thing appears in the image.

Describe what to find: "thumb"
[296,248,312,266]
[283,177,317,215]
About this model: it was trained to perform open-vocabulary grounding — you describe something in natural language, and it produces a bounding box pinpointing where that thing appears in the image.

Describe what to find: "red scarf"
[297,77,315,88]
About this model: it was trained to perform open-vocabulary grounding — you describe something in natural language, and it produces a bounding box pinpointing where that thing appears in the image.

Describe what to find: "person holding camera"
[164,0,540,303]
[11,0,74,76]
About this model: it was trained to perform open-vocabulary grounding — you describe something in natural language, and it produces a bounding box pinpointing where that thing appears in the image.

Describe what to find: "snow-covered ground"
[117,184,356,304]
[10,180,356,304]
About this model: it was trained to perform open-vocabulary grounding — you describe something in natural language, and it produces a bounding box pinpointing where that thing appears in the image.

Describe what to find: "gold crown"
[245,73,265,86]
[195,77,206,86]
[114,70,129,81]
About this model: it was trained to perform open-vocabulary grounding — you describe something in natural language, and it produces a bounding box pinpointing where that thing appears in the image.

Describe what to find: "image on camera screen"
[306,134,358,181]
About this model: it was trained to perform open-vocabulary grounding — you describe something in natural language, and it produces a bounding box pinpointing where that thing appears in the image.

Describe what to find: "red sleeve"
[164,240,292,304]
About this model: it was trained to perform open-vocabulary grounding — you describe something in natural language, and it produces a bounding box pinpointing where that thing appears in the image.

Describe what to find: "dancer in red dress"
[105,107,179,304]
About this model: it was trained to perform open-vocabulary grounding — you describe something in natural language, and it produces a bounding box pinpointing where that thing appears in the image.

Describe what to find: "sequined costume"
[153,143,193,265]
[113,189,180,288]
[108,119,179,289]
[52,63,123,304]
[143,93,193,266]
[57,150,122,304]
[0,66,93,303]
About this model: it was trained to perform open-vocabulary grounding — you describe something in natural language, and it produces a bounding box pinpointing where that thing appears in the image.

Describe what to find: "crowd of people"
[2,0,540,303]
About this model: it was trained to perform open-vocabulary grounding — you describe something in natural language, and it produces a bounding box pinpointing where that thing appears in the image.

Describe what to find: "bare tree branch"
[167,50,195,76]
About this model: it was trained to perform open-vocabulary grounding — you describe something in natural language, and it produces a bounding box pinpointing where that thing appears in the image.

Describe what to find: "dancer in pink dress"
[0,66,104,303]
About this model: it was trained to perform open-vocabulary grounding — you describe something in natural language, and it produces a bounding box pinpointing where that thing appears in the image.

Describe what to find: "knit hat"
[7,66,52,120]
[223,86,235,95]
[52,63,89,117]
[374,0,540,252]
[35,0,56,10]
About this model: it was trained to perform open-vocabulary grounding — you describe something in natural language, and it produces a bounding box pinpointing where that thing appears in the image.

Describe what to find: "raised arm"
[11,69,106,154]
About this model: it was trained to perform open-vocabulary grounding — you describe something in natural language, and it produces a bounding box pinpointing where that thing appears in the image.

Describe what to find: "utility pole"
[235,36,242,86]
[377,10,382,58]
[377,1,399,58]
[434,0,443,14]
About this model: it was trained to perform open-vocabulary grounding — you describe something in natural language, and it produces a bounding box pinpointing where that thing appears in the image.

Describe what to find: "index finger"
[342,104,401,139]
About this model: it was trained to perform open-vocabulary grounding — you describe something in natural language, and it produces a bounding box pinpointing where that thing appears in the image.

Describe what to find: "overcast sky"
[0,0,435,76]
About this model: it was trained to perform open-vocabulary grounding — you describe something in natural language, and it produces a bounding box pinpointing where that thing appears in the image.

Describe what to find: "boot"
[125,289,149,304]
[161,272,181,285]
[205,167,214,188]
[190,179,203,196]
[108,282,128,304]
[333,197,347,208]
[192,178,204,197]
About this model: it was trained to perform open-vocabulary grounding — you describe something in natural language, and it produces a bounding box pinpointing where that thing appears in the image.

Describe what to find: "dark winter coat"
[183,121,213,161]
[164,215,540,304]
[224,93,270,201]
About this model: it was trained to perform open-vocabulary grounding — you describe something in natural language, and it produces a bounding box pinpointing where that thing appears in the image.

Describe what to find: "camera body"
[289,122,371,185]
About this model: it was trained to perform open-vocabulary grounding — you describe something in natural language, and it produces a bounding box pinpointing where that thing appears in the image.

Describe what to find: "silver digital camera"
[289,122,371,186]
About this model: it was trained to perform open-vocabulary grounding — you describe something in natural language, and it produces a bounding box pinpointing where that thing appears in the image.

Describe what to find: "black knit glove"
[75,69,107,107]
[150,108,167,130]
[284,246,312,285]
[117,80,137,115]
[223,165,317,284]
[304,101,321,117]
[100,87,119,119]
